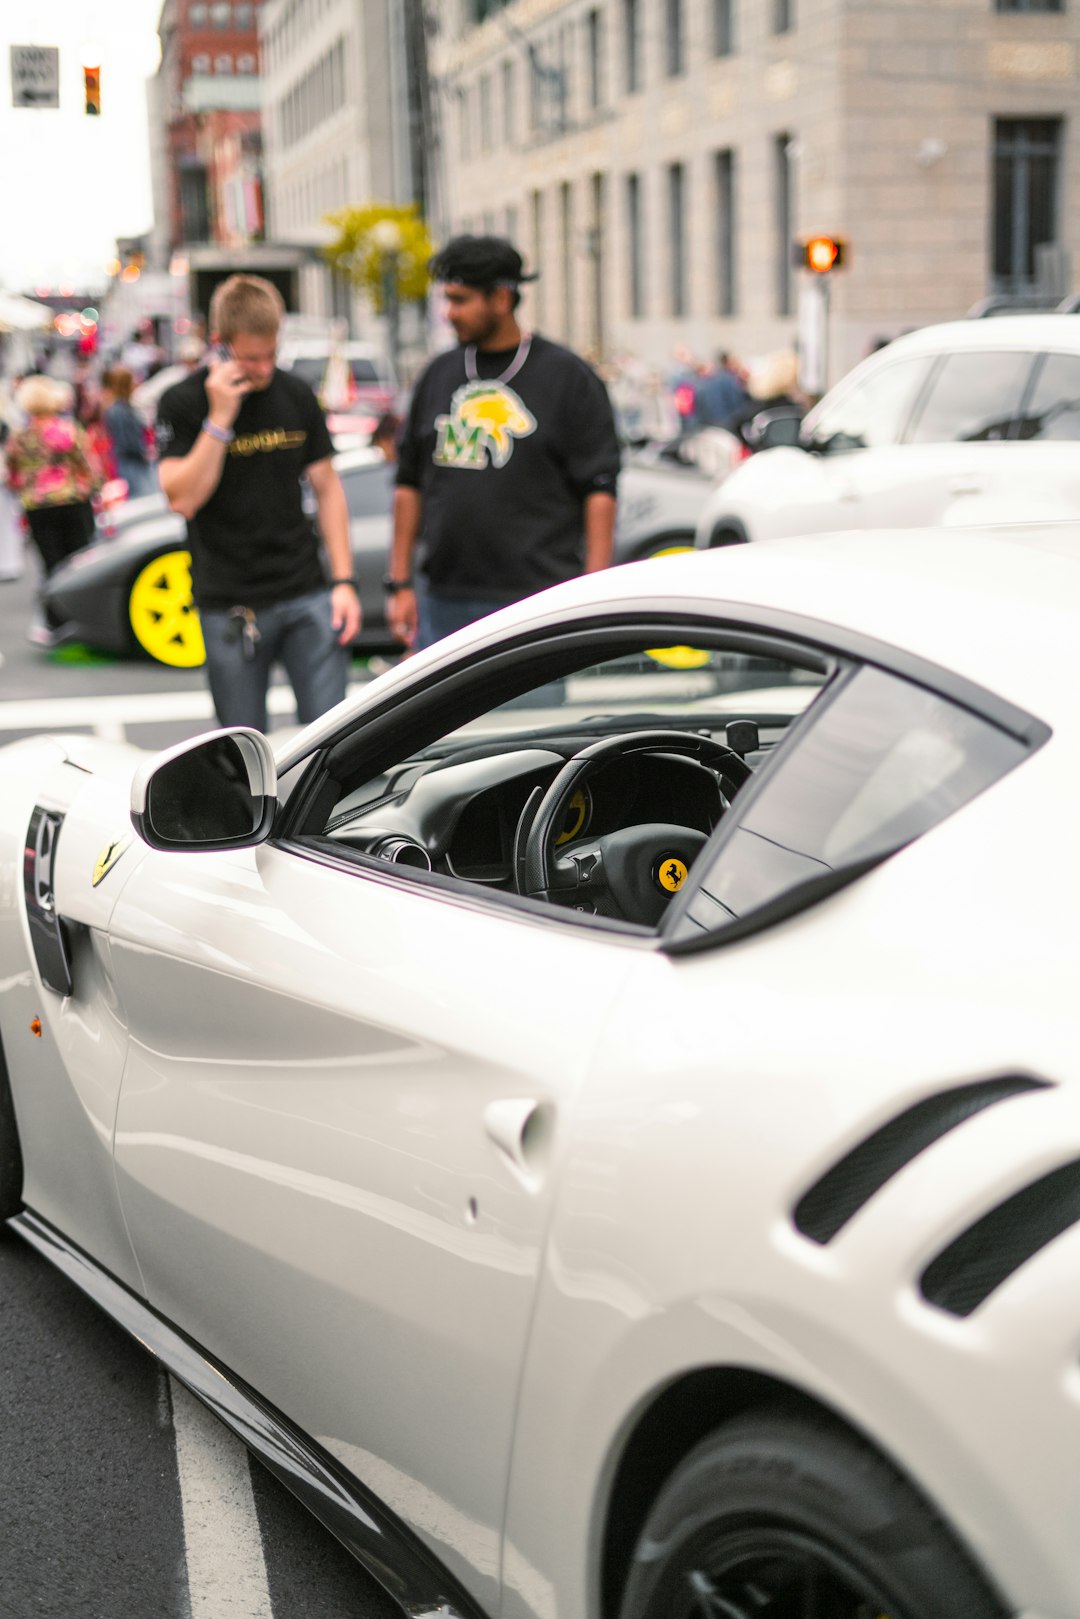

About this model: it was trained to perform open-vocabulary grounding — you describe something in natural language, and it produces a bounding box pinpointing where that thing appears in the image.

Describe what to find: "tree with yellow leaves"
[322,204,434,312]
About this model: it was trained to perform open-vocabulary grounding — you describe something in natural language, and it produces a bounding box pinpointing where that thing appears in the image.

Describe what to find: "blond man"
[157,275,360,732]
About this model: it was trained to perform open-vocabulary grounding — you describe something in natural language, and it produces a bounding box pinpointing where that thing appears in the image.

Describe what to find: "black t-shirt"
[156,367,335,610]
[396,333,620,603]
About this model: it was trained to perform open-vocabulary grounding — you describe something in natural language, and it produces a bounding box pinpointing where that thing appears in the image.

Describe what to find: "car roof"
[276,525,1080,770]
[875,313,1080,358]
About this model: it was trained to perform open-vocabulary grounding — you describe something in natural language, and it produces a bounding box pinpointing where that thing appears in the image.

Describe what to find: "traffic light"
[84,66,101,116]
[797,235,845,273]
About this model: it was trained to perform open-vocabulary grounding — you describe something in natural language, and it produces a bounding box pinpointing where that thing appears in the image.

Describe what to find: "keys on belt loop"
[228,605,261,662]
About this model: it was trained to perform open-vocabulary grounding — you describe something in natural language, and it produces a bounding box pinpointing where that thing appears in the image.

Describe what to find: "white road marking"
[0,679,370,738]
[171,1377,274,1619]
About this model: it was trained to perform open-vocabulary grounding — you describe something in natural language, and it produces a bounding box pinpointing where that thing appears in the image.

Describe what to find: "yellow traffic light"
[84,66,101,116]
[801,235,845,273]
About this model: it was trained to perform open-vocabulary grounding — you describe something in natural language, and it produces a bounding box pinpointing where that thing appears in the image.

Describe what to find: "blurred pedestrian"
[5,376,102,644]
[370,411,400,463]
[79,384,118,486]
[156,273,359,732]
[101,366,157,496]
[693,352,748,428]
[389,233,620,650]
[0,377,26,581]
[723,351,806,450]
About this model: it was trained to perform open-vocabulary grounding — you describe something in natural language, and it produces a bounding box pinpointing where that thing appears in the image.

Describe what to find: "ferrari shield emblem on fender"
[656,856,688,894]
[92,835,132,887]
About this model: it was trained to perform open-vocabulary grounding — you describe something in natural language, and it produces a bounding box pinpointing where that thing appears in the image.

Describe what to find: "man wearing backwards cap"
[388,234,620,649]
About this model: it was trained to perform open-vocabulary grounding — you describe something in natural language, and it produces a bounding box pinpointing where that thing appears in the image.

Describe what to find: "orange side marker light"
[30,1017,42,1038]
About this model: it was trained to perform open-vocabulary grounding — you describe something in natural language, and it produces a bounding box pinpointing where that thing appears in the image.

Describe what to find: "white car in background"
[4,528,1080,1619]
[695,313,1080,550]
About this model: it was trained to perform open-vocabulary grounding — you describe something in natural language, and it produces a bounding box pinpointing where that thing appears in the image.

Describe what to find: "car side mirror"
[744,406,806,452]
[130,728,278,851]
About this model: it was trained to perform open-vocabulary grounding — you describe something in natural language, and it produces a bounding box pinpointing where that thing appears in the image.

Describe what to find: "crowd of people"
[0,350,164,642]
[603,344,808,451]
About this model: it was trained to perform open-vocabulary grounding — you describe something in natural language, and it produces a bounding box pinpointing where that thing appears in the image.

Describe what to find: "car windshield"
[289,356,381,387]
[450,647,826,742]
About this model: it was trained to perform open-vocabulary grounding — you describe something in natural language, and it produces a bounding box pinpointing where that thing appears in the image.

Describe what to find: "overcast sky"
[0,1,162,294]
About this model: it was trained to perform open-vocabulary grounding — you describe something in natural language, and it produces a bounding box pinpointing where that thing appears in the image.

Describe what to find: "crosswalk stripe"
[171,1378,275,1619]
[0,679,370,736]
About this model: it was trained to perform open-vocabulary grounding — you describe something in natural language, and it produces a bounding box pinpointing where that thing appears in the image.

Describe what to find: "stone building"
[258,0,423,328]
[431,0,1080,379]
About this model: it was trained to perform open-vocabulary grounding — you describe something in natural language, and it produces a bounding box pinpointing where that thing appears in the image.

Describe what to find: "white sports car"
[2,528,1077,1619]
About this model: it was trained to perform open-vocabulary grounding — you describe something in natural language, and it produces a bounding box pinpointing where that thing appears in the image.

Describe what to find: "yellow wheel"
[128,550,205,668]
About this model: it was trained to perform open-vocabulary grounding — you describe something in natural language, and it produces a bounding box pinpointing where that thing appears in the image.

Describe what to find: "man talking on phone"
[156,274,360,732]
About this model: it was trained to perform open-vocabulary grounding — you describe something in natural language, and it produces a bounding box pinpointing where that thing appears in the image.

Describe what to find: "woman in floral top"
[5,375,103,637]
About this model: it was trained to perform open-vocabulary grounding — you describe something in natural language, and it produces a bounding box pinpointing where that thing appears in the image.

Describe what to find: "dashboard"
[324,741,726,891]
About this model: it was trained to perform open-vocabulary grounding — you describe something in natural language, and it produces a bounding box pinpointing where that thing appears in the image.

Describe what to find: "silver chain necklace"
[464,330,532,386]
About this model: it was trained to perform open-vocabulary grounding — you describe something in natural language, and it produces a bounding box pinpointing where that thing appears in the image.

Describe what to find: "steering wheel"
[518,730,752,925]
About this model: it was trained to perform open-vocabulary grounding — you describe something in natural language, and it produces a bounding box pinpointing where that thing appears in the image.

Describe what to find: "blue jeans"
[415,584,510,650]
[201,590,347,733]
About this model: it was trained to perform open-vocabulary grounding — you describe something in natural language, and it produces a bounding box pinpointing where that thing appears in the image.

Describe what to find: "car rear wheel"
[618,1413,1006,1619]
[128,549,206,668]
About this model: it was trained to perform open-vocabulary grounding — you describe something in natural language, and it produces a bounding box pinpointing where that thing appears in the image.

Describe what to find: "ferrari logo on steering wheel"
[656,856,688,894]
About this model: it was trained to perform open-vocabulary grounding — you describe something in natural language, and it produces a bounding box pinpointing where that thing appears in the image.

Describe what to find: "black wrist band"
[330,576,359,589]
[382,575,413,594]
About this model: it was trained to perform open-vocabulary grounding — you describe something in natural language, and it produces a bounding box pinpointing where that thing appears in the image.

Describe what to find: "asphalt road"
[0,556,387,752]
[0,557,406,1618]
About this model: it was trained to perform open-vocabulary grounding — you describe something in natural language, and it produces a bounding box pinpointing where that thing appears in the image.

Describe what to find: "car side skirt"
[9,1209,489,1619]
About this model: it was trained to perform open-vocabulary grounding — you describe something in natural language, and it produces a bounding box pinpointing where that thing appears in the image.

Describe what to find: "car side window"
[905,351,1033,444]
[670,664,1029,945]
[804,357,930,453]
[1016,353,1080,441]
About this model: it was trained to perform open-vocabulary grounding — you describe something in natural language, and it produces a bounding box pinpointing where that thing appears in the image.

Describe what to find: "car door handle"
[949,480,983,496]
[483,1098,553,1186]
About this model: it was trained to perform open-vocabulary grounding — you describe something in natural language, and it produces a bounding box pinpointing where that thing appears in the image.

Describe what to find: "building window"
[775,132,794,315]
[215,54,234,73]
[531,189,546,326]
[192,52,211,72]
[237,53,257,73]
[210,2,232,27]
[993,117,1062,289]
[626,171,644,317]
[773,0,794,32]
[665,0,684,75]
[479,74,493,149]
[624,0,641,92]
[715,149,737,314]
[586,8,604,109]
[190,2,208,23]
[560,181,574,339]
[502,58,515,142]
[234,1,253,23]
[471,0,511,20]
[995,1,1063,9]
[669,162,686,316]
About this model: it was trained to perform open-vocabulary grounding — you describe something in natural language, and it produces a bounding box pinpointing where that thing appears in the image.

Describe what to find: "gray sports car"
[42,441,721,667]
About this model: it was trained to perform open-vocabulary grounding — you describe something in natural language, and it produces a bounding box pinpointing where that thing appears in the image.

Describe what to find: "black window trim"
[273,604,1049,948]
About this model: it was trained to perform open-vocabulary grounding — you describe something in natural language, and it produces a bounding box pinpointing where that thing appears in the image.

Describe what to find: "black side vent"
[793,1075,1048,1245]
[921,1159,1080,1318]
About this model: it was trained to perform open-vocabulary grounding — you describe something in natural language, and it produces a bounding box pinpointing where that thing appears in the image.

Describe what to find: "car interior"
[274,615,1033,943]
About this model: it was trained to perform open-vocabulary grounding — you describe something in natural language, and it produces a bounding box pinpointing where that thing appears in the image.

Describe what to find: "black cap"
[429,234,539,291]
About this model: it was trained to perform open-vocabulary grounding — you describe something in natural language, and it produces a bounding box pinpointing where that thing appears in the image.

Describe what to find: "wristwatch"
[382,575,414,593]
[330,576,359,589]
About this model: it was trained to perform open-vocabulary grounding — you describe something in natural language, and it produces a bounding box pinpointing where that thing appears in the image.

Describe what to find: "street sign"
[11,45,60,110]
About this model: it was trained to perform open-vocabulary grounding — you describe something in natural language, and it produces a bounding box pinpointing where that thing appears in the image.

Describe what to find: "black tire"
[618,1412,1006,1619]
[0,1038,24,1220]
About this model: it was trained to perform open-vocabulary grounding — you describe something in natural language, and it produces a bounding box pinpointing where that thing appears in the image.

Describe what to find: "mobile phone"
[213,341,234,363]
